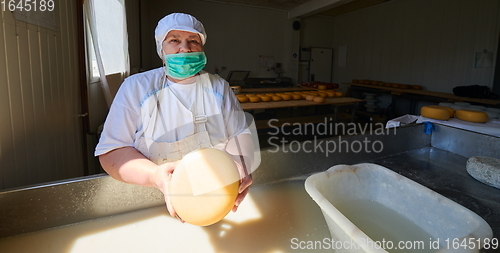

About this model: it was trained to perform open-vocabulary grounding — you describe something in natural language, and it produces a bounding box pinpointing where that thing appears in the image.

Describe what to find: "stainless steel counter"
[0,123,499,252]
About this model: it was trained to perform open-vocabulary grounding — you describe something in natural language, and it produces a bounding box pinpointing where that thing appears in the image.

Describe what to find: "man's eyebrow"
[166,34,199,39]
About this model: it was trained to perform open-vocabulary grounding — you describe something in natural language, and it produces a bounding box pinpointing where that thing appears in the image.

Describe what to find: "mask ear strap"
[162,50,166,66]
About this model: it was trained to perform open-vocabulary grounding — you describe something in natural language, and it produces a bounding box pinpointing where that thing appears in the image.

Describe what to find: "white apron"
[136,73,222,165]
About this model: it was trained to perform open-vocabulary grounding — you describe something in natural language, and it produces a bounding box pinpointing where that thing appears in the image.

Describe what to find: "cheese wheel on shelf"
[249,96,261,103]
[313,96,325,103]
[237,96,249,103]
[334,92,344,97]
[305,95,315,101]
[260,95,272,102]
[317,84,327,90]
[292,94,302,100]
[455,109,489,123]
[245,94,257,97]
[440,106,455,117]
[420,105,451,120]
[271,96,282,101]
[279,94,292,101]
[169,148,240,226]
[326,92,335,97]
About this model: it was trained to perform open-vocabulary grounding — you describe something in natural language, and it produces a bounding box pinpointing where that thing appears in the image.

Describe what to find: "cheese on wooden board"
[260,95,272,102]
[237,96,249,103]
[420,105,451,120]
[169,148,240,226]
[313,97,325,103]
[249,96,261,103]
[455,109,489,123]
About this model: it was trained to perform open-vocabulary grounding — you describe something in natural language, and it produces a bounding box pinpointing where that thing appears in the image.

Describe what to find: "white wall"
[0,1,84,189]
[331,0,500,93]
[138,0,298,81]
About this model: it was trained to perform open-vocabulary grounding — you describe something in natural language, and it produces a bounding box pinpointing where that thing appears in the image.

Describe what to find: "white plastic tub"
[305,163,493,253]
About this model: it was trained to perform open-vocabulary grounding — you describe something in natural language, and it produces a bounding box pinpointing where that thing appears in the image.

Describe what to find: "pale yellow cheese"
[421,105,451,120]
[455,109,489,123]
[169,148,240,226]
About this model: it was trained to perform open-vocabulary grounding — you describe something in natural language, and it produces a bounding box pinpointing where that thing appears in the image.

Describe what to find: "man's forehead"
[166,30,200,38]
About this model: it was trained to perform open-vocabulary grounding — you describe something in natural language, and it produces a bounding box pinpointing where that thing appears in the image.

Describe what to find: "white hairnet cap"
[155,13,207,59]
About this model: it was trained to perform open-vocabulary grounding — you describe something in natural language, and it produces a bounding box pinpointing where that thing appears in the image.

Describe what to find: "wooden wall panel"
[0,0,84,190]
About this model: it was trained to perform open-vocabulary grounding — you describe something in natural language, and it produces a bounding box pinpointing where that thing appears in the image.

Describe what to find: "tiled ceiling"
[207,0,391,17]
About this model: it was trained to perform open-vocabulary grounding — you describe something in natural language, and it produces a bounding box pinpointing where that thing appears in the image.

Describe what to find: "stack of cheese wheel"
[169,148,240,226]
[455,109,489,123]
[420,105,454,120]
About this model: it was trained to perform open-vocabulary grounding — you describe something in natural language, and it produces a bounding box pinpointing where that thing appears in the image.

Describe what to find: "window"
[84,0,129,106]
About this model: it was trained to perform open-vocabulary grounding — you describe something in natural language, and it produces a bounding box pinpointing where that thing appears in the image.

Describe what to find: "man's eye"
[190,40,200,44]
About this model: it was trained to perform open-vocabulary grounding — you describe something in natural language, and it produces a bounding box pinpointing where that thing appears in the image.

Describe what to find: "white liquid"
[0,181,331,253]
[336,199,437,253]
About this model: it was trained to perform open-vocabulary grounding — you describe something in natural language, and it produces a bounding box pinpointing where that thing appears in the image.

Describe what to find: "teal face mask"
[164,52,207,79]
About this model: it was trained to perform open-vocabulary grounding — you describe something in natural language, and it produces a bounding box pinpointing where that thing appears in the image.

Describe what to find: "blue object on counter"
[423,121,434,134]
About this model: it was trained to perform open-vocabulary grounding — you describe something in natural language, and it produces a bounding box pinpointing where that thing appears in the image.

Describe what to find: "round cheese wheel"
[279,94,292,101]
[440,106,455,117]
[292,94,302,100]
[249,96,261,103]
[245,94,257,97]
[260,95,272,102]
[237,96,249,103]
[305,95,315,101]
[326,92,335,97]
[266,93,275,96]
[313,96,325,103]
[169,148,240,226]
[455,109,489,123]
[334,92,344,97]
[318,84,327,90]
[420,105,451,120]
[271,96,282,101]
[256,94,268,97]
